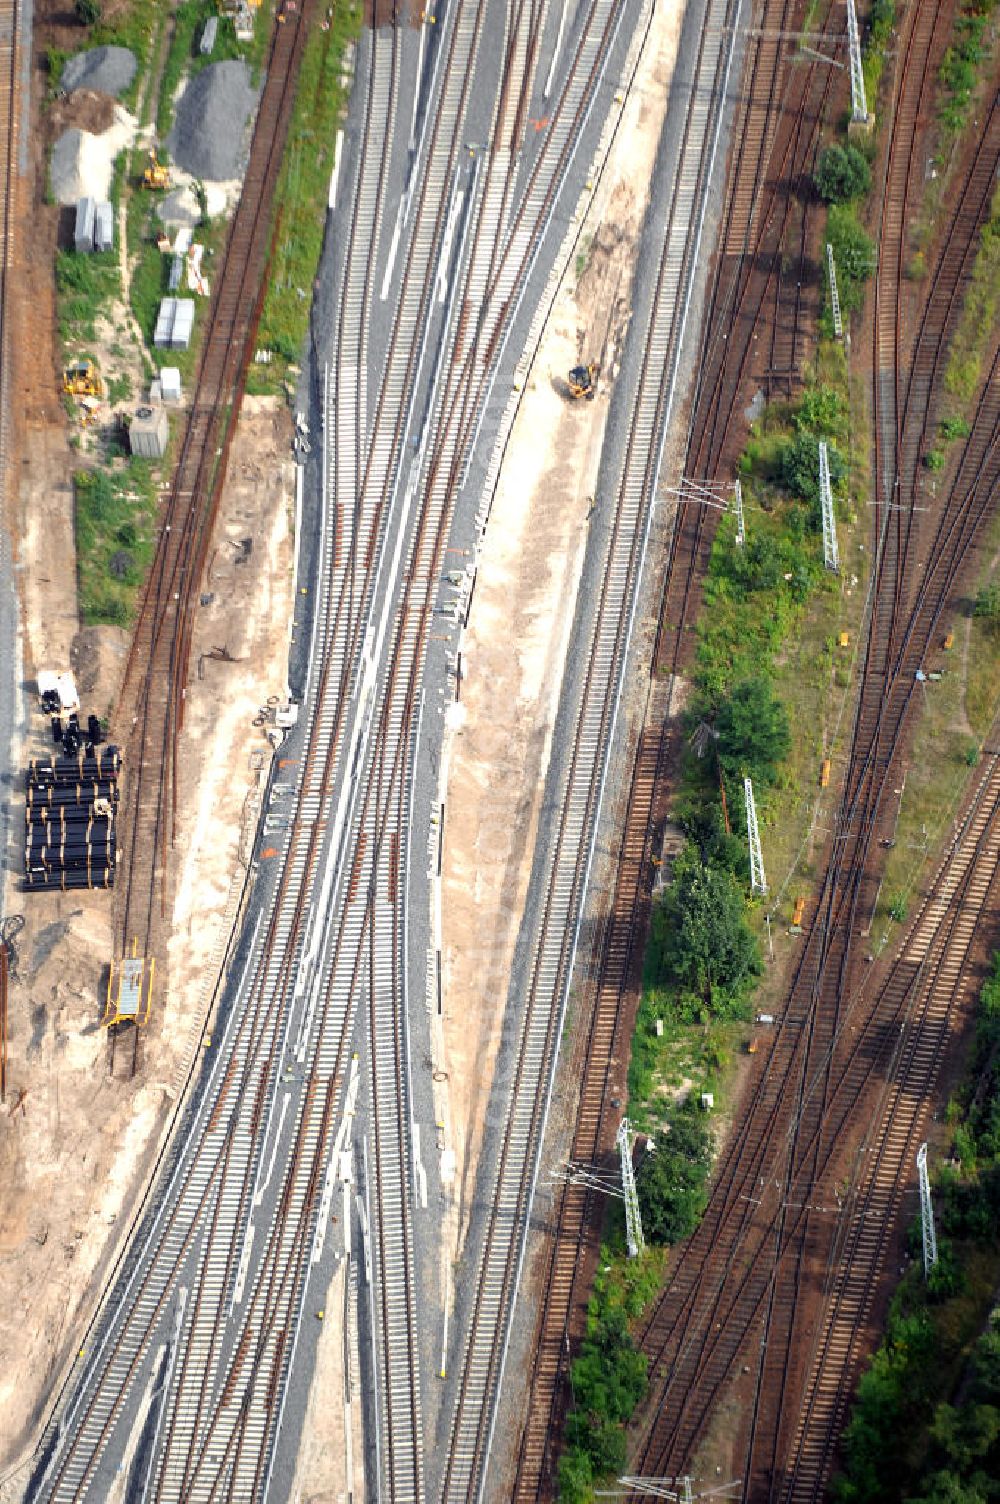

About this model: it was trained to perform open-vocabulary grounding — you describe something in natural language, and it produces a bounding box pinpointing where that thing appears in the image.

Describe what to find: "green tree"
[557,1446,593,1503]
[827,205,876,311]
[780,431,847,517]
[815,143,872,203]
[713,677,791,788]
[973,582,1000,622]
[909,1471,990,1504]
[636,1107,713,1245]
[648,849,761,1012]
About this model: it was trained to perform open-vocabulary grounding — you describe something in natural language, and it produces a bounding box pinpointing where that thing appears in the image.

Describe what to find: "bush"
[779,431,847,518]
[940,416,972,442]
[647,848,761,1015]
[636,1105,713,1246]
[815,144,872,204]
[973,583,1000,621]
[827,204,876,311]
[711,676,791,789]
[74,0,101,22]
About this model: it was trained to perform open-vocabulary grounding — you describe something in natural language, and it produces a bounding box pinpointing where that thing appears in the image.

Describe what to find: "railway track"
[106,0,316,1089]
[632,8,1000,1491]
[29,0,664,1495]
[438,2,746,1498]
[511,2,846,1494]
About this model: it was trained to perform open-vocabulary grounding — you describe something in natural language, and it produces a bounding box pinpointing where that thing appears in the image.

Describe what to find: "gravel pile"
[62,46,137,97]
[157,185,202,228]
[169,61,257,182]
[50,107,136,205]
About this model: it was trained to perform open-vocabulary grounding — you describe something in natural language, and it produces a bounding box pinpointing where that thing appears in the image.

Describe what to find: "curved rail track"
[29,0,666,1496]
[511,1,847,1494]
[106,0,316,1087]
[439,2,747,1498]
[632,10,1000,1493]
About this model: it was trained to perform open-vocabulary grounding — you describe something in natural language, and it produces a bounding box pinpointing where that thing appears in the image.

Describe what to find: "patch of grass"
[156,0,267,138]
[833,949,1000,1503]
[873,663,976,946]
[105,371,134,405]
[631,355,868,1128]
[250,2,363,395]
[937,1,1000,135]
[75,458,159,625]
[965,502,1000,739]
[126,183,228,385]
[90,0,160,112]
[943,183,1000,405]
[55,248,120,343]
[860,0,897,110]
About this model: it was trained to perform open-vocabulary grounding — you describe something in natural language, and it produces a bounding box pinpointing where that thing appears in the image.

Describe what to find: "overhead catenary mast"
[846,0,868,123]
[917,1141,938,1277]
[617,1117,645,1258]
[826,242,843,338]
[745,777,767,896]
[819,439,840,572]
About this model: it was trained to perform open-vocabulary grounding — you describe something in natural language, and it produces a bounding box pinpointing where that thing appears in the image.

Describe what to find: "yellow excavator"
[142,148,171,190]
[567,361,599,400]
[62,359,103,399]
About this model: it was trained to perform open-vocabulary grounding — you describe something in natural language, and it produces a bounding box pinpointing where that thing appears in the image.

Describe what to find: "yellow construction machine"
[142,148,171,190]
[567,361,599,400]
[62,359,103,399]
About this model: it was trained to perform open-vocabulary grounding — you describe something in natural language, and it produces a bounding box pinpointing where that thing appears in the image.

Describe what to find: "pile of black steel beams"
[24,747,121,891]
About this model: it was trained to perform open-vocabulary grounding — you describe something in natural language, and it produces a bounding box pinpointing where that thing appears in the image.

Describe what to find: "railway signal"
[819,440,840,573]
[917,1142,938,1277]
[745,777,767,896]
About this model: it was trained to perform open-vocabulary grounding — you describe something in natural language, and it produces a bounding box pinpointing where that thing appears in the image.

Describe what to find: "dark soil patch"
[48,86,117,136]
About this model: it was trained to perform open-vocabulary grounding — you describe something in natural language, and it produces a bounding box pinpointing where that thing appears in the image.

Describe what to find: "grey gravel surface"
[49,127,95,204]
[169,61,257,181]
[61,45,136,97]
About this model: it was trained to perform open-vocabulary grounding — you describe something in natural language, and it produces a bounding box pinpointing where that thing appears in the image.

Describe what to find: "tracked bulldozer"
[62,359,103,399]
[142,148,171,190]
[567,361,599,400]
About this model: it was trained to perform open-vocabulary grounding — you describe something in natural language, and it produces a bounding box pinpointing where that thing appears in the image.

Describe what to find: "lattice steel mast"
[846,0,868,122]
[617,1117,645,1258]
[917,1141,938,1277]
[826,242,843,337]
[819,439,840,572]
[745,777,767,895]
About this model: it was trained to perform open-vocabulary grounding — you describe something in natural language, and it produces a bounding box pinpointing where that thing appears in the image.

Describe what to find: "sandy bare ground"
[0,401,294,1485]
[437,0,685,1265]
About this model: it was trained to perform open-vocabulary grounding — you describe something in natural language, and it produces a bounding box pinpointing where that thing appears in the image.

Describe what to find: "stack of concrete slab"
[159,367,182,403]
[74,196,95,252]
[94,201,114,252]
[153,297,195,350]
[74,195,114,252]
